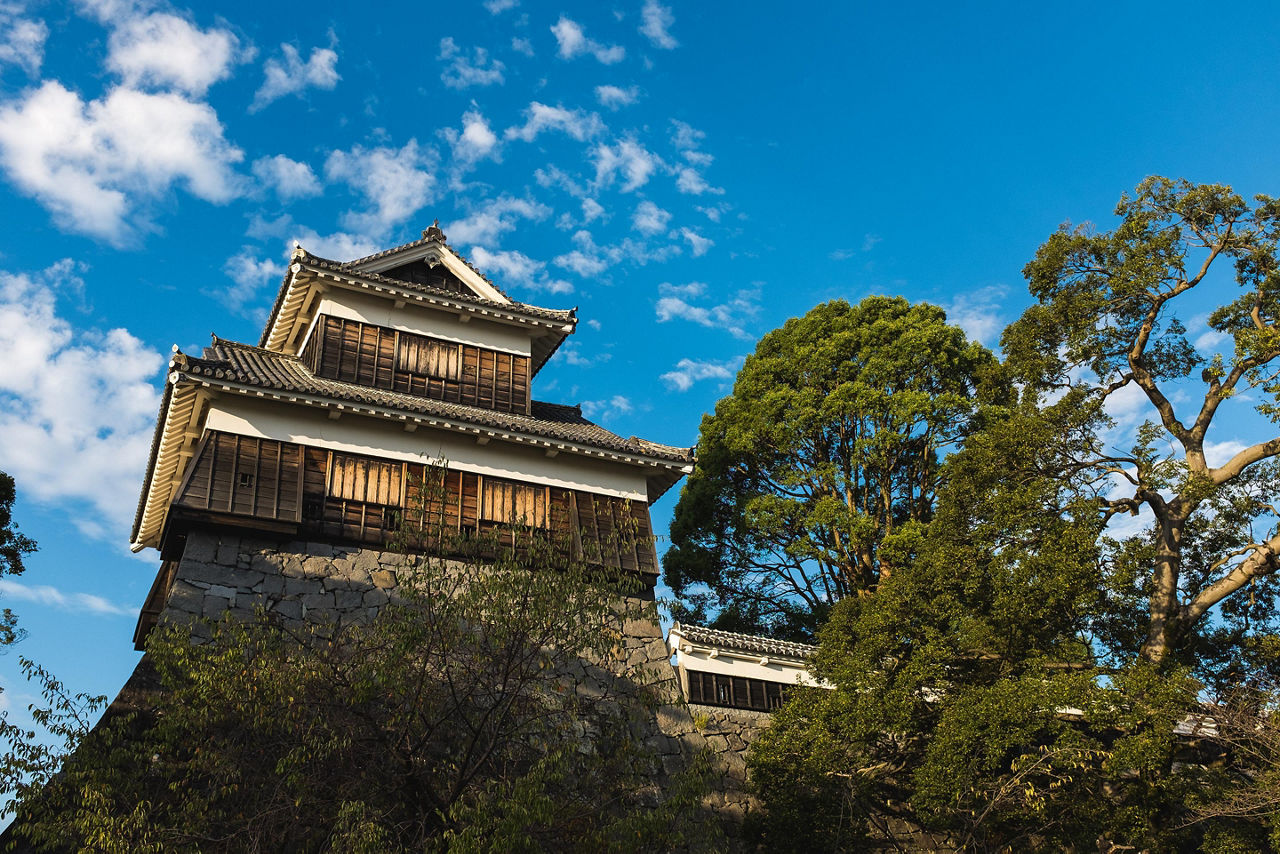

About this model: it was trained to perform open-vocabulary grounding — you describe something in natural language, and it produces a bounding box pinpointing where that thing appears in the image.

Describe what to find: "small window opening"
[238,473,255,489]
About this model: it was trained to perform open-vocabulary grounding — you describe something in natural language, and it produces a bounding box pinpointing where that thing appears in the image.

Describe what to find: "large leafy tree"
[664,296,998,639]
[748,178,1280,851]
[1004,176,1280,669]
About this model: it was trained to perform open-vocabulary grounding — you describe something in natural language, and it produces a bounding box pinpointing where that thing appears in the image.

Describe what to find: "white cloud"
[661,357,741,392]
[655,281,757,339]
[0,81,244,244]
[676,166,720,195]
[0,262,163,542]
[632,200,670,235]
[442,109,500,173]
[1205,439,1249,469]
[438,37,505,89]
[325,139,436,235]
[639,0,678,49]
[593,139,661,192]
[0,3,48,75]
[553,229,681,277]
[551,16,625,64]
[505,102,605,142]
[107,13,242,96]
[581,395,632,421]
[221,250,285,314]
[251,42,339,112]
[581,198,605,223]
[247,213,382,262]
[561,342,611,367]
[485,0,518,12]
[862,233,882,252]
[468,246,573,294]
[945,284,1008,346]
[670,119,705,151]
[0,579,133,616]
[595,84,640,109]
[511,36,534,57]
[447,195,550,246]
[680,226,713,256]
[252,154,321,201]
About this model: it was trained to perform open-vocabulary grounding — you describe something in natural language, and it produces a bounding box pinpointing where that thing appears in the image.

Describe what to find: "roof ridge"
[297,250,575,322]
[673,622,818,656]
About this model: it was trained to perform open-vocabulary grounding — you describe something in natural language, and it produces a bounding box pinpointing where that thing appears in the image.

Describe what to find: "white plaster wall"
[673,646,820,686]
[303,292,533,356]
[205,396,651,500]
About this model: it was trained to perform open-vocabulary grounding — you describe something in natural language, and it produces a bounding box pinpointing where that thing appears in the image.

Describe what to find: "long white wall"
[204,395,651,501]
[302,291,533,356]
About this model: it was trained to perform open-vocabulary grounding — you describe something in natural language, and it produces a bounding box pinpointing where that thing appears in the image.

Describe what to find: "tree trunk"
[1140,513,1185,665]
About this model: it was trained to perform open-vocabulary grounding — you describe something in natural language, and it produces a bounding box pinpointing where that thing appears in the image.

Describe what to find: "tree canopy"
[664,296,998,639]
[746,177,1280,851]
[0,471,36,648]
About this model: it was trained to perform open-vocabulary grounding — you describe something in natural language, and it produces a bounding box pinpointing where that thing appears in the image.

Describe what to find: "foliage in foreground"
[6,534,717,852]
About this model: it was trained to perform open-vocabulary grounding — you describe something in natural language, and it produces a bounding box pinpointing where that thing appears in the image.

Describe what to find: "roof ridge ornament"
[422,219,446,242]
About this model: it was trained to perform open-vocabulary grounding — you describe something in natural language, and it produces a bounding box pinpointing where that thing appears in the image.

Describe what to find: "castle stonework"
[123,226,771,838]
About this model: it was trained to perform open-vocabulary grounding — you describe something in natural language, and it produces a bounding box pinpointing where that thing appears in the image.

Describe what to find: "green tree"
[748,178,1280,850]
[1004,176,1280,669]
[664,296,998,640]
[5,527,717,852]
[0,471,37,647]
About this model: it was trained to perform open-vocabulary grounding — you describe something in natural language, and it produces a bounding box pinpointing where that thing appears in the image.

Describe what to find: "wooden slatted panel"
[174,432,303,523]
[480,478,549,528]
[328,454,403,506]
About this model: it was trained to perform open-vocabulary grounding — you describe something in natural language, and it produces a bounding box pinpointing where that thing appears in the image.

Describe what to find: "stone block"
[202,595,231,618]
[250,553,281,574]
[334,590,364,610]
[301,591,334,610]
[271,599,302,621]
[206,584,239,602]
[166,580,204,615]
[182,533,218,563]
[353,550,380,572]
[362,588,390,607]
[215,538,240,566]
[371,569,397,589]
[302,556,331,578]
[306,541,335,557]
[280,555,305,578]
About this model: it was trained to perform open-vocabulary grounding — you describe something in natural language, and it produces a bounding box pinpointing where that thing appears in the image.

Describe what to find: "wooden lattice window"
[328,454,404,506]
[480,478,549,528]
[397,336,461,381]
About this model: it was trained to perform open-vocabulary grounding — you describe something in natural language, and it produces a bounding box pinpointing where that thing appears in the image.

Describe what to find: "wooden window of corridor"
[327,454,404,506]
[480,477,549,528]
[397,336,461,381]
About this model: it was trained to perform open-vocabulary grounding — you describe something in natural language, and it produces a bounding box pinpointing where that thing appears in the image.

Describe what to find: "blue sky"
[0,0,1279,718]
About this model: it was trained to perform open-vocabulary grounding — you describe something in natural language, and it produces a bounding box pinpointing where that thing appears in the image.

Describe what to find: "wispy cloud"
[468,246,573,294]
[632,200,670,235]
[551,16,625,64]
[221,250,285,316]
[593,139,661,192]
[661,356,742,391]
[505,102,605,143]
[485,0,519,13]
[655,281,757,338]
[595,84,640,109]
[581,395,633,421]
[325,139,436,235]
[0,579,133,617]
[639,0,679,49]
[252,155,321,201]
[0,4,48,75]
[945,284,1008,347]
[251,41,339,112]
[680,226,713,256]
[438,37,505,89]
[447,195,550,246]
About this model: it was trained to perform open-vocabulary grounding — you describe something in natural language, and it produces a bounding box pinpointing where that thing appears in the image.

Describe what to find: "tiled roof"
[176,338,695,466]
[671,623,817,660]
[301,251,574,323]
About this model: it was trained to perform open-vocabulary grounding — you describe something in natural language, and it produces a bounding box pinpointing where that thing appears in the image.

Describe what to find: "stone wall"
[154,529,766,843]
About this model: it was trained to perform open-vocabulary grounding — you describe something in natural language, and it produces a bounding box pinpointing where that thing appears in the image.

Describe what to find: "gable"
[380,258,471,296]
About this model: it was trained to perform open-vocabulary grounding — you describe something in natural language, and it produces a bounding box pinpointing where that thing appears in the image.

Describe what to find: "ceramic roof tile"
[671,623,817,659]
[179,338,695,466]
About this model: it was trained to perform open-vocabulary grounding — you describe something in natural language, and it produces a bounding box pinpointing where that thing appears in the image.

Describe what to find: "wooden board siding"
[174,432,303,523]
[172,431,656,575]
[302,315,531,414]
[685,671,790,712]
